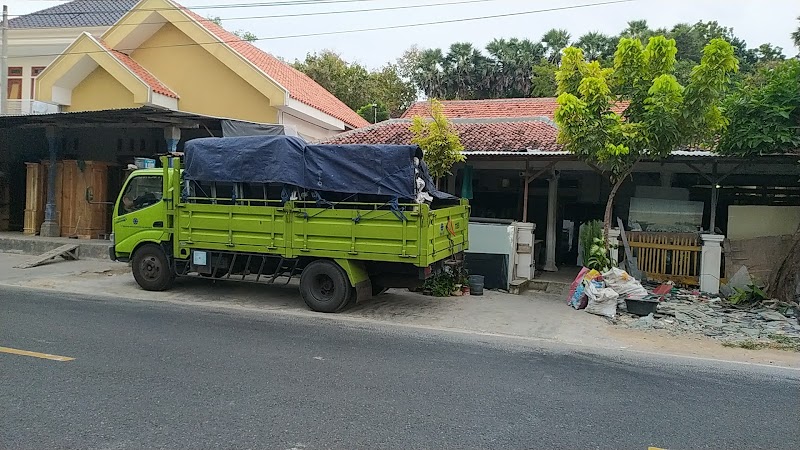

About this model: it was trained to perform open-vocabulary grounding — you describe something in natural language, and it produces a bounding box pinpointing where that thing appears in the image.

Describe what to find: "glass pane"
[31,67,46,76]
[8,67,22,77]
[120,175,163,215]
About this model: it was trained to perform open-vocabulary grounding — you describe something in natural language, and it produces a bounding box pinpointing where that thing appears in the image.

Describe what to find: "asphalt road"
[1,287,798,450]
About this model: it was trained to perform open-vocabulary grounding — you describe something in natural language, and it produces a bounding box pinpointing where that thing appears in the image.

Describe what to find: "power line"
[11,0,396,17]
[10,0,506,25]
[17,0,635,60]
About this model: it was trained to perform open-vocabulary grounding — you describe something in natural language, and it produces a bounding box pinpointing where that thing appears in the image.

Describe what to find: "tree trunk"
[603,172,630,250]
[766,223,800,304]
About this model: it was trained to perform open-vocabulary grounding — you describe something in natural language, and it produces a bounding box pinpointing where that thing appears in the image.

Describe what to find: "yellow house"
[34,0,369,140]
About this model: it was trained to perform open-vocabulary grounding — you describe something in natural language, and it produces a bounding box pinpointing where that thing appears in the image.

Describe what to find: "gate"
[625,232,701,286]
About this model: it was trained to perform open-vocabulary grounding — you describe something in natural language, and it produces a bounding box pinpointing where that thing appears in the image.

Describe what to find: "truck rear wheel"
[132,243,174,291]
[300,260,353,313]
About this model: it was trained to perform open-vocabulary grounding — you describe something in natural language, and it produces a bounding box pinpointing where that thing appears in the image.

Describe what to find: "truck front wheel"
[132,243,174,291]
[300,260,353,313]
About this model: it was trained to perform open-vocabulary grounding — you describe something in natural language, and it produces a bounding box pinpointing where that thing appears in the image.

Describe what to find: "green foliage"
[718,59,800,156]
[293,51,415,116]
[530,62,558,97]
[575,31,616,62]
[555,35,738,234]
[729,284,768,305]
[542,28,571,64]
[793,16,800,50]
[356,102,389,124]
[423,272,456,297]
[410,99,466,180]
[580,221,610,271]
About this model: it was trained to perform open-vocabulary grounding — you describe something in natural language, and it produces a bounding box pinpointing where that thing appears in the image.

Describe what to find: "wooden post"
[522,160,530,222]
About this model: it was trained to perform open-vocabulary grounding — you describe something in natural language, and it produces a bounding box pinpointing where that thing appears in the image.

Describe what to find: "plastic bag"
[602,267,647,299]
[585,287,619,318]
[567,267,590,305]
[569,282,587,310]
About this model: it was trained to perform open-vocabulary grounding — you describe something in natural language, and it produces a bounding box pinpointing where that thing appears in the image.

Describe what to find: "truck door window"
[120,175,162,215]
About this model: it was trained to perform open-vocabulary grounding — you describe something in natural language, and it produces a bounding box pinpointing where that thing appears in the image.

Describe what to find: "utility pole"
[1,5,8,116]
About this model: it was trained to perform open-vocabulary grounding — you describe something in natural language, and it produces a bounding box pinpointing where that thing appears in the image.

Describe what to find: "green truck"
[110,136,469,313]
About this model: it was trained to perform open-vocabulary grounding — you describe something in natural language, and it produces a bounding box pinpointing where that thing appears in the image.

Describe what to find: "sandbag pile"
[567,267,648,318]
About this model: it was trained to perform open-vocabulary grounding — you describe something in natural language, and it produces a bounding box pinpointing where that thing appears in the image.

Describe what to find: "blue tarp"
[183,136,455,200]
[184,135,306,186]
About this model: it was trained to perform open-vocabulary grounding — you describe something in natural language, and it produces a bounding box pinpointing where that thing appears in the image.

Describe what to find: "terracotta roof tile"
[319,118,561,152]
[402,97,627,120]
[96,38,179,99]
[182,9,369,129]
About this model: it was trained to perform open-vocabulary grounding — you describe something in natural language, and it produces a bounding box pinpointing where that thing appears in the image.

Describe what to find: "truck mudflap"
[354,279,373,304]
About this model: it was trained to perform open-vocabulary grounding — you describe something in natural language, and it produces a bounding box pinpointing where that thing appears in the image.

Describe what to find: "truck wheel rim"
[313,274,335,301]
[140,255,162,281]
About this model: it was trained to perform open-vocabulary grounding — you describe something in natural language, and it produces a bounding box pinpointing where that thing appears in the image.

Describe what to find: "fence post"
[700,234,724,295]
[608,228,621,267]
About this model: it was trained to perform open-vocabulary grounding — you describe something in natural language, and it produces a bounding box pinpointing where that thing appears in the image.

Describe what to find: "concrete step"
[0,233,109,260]
[527,279,570,297]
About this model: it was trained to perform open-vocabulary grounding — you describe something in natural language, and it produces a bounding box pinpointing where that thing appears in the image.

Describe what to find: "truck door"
[113,174,165,252]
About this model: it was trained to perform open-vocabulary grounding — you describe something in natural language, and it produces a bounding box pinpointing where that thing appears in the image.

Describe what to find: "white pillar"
[164,126,181,153]
[700,234,724,295]
[608,227,621,267]
[543,172,559,272]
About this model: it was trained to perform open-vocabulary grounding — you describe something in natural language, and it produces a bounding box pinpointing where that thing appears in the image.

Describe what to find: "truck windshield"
[119,175,162,215]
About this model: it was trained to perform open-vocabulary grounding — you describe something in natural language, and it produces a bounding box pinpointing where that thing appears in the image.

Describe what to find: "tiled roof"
[182,9,369,129]
[9,0,139,29]
[402,97,627,120]
[109,49,179,99]
[93,36,178,98]
[319,118,561,152]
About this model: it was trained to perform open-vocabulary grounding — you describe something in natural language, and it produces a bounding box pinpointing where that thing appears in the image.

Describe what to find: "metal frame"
[174,250,301,286]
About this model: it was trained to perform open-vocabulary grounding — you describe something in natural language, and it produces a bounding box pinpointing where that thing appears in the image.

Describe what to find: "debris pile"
[567,266,800,346]
[616,285,800,343]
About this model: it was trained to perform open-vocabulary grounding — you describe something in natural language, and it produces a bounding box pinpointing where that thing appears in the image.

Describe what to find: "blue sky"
[9,0,799,68]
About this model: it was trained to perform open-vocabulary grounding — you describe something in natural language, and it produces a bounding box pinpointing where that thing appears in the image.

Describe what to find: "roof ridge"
[179,6,369,129]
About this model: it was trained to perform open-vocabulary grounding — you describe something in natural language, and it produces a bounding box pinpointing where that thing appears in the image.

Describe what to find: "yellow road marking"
[0,346,75,362]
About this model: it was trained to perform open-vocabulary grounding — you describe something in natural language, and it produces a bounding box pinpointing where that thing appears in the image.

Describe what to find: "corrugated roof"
[9,0,139,29]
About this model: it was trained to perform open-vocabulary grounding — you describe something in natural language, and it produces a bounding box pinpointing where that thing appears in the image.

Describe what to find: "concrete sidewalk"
[1,251,797,368]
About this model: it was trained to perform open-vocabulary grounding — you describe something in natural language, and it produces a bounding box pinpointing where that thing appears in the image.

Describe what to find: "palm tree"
[541,28,571,64]
[444,42,487,99]
[575,31,614,61]
[414,48,446,99]
[621,19,651,40]
[485,38,545,98]
[792,16,800,51]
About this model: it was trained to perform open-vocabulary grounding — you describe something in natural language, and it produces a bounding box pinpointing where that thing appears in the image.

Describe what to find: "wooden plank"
[627,242,701,252]
[13,244,79,269]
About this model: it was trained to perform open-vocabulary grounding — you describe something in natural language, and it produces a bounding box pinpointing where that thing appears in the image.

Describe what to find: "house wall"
[727,206,800,240]
[282,112,339,141]
[130,23,279,124]
[7,26,109,103]
[65,67,138,112]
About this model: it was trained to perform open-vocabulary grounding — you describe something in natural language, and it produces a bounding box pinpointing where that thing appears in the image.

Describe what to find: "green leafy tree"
[620,19,653,40]
[409,99,466,184]
[530,62,557,97]
[718,60,800,303]
[356,102,390,124]
[554,36,738,241]
[292,50,371,111]
[367,64,417,118]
